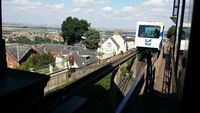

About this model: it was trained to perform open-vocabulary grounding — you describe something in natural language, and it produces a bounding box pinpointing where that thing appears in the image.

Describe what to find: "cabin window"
[138,25,161,38]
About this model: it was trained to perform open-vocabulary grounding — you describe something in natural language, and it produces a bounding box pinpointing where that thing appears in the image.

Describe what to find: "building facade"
[97,31,127,59]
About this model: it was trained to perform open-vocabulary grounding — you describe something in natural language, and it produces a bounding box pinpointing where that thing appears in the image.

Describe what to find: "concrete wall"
[44,51,132,93]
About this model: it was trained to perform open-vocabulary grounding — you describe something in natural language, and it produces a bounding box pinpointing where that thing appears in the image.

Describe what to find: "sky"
[2,0,175,30]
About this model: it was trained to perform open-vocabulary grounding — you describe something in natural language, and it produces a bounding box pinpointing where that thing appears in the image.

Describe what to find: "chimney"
[32,44,36,50]
[113,30,121,35]
[60,50,63,57]
[64,41,67,49]
[44,46,48,54]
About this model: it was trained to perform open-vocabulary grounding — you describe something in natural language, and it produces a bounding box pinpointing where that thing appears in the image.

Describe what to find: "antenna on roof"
[17,43,19,62]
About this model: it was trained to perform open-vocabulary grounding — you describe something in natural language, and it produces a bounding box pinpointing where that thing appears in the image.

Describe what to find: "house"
[35,43,70,57]
[97,31,127,59]
[6,43,97,70]
[69,45,98,69]
[6,44,37,68]
[48,43,98,69]
[125,37,135,50]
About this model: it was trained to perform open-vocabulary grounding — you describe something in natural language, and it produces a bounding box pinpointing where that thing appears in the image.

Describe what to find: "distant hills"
[3,22,136,32]
[2,22,61,30]
[93,26,136,32]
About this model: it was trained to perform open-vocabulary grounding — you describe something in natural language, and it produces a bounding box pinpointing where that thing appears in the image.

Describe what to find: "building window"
[9,63,13,68]
[107,42,112,48]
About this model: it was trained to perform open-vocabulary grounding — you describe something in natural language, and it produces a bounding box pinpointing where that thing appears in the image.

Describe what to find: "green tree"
[34,37,44,44]
[166,25,175,38]
[61,16,90,45]
[43,38,51,43]
[84,29,100,50]
[18,53,55,70]
[7,38,15,43]
[120,65,128,76]
[34,37,51,44]
[8,36,32,44]
[17,36,32,44]
[53,40,63,44]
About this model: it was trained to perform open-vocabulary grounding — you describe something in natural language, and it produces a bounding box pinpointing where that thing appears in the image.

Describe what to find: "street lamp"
[98,49,101,64]
[113,50,115,60]
[82,62,85,75]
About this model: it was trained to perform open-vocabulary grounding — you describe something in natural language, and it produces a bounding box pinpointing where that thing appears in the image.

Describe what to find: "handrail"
[115,51,158,113]
[115,66,146,113]
[114,48,165,113]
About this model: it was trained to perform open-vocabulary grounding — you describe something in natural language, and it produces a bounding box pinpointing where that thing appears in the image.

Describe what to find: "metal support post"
[144,50,153,93]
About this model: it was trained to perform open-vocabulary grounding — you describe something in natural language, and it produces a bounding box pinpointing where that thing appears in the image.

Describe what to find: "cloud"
[73,0,95,8]
[84,0,174,30]
[13,0,29,5]
[2,0,66,26]
[72,7,81,13]
[98,0,110,4]
[121,6,135,13]
[87,8,95,13]
[3,0,64,13]
[54,3,64,9]
[102,6,112,13]
[2,0,12,1]
[2,0,174,30]
[72,0,96,14]
[106,0,174,29]
[53,3,64,12]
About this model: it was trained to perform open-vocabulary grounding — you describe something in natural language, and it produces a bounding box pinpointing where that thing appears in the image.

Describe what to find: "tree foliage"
[120,65,128,76]
[7,36,32,44]
[18,53,55,71]
[84,29,100,50]
[17,36,32,44]
[61,16,90,45]
[34,37,51,44]
[166,25,176,38]
[127,58,134,71]
[7,36,61,44]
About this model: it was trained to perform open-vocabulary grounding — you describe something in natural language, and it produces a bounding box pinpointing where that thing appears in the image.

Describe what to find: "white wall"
[56,56,80,69]
[70,62,79,68]
[112,34,126,54]
[98,38,118,54]
[127,41,135,50]
[55,57,65,69]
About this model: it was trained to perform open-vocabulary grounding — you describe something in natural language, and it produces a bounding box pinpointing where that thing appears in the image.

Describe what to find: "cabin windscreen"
[138,25,161,38]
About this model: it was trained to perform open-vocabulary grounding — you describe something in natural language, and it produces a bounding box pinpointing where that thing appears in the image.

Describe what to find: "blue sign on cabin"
[145,39,152,46]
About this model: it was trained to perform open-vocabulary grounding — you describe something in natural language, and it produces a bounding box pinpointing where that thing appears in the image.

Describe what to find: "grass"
[80,73,112,99]
[95,73,112,90]
[36,68,49,74]
[75,73,112,113]
[35,66,64,75]
[44,72,113,113]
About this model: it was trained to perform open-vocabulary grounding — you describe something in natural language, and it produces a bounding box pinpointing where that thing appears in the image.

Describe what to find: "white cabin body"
[135,21,165,50]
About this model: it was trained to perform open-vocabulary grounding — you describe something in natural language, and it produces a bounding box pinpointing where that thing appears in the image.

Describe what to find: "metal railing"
[115,71,145,113]
[114,51,159,113]
[32,51,132,75]
[44,51,136,94]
